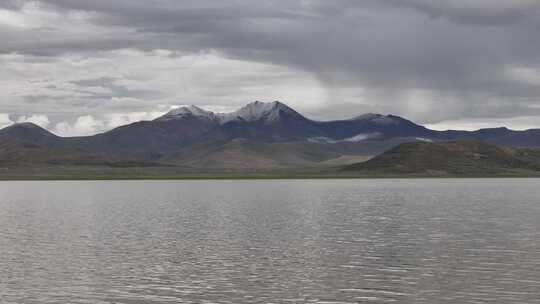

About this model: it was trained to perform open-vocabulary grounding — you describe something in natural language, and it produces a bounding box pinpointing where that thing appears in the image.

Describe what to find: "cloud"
[52,110,167,136]
[104,111,163,129]
[378,0,540,25]
[54,115,103,136]
[0,0,540,130]
[0,50,324,122]
[16,114,50,128]
[0,113,13,128]
[426,115,540,131]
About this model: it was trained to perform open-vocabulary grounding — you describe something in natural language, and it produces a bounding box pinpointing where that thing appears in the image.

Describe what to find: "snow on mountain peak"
[156,101,304,124]
[157,105,217,121]
[219,100,300,123]
[354,113,400,125]
[231,101,279,120]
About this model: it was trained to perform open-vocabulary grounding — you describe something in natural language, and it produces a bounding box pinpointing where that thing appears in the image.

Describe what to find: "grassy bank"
[0,165,539,180]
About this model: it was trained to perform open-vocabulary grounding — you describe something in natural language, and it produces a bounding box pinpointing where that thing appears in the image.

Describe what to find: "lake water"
[1,179,539,303]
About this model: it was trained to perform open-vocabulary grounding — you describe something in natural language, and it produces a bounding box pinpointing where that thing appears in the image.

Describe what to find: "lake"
[1,179,539,303]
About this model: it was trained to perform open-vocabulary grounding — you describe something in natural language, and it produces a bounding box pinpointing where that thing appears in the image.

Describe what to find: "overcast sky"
[1,0,540,136]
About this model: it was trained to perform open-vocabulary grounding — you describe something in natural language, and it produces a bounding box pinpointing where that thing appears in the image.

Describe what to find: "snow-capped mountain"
[2,100,540,161]
[152,101,318,142]
[157,101,306,125]
[218,101,305,124]
[156,105,218,122]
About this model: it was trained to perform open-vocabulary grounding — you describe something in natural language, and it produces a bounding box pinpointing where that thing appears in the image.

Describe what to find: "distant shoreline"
[1,166,539,181]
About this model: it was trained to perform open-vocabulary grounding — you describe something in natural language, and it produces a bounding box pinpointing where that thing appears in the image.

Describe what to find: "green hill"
[343,140,540,176]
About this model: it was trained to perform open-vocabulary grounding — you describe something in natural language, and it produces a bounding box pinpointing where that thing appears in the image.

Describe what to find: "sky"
[1,0,540,136]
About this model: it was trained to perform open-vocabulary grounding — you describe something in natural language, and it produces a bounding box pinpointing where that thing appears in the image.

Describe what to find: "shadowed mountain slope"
[0,137,155,167]
[0,122,61,146]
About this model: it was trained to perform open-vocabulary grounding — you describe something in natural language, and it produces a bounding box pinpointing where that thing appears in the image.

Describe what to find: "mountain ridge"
[2,101,540,169]
[4,101,539,141]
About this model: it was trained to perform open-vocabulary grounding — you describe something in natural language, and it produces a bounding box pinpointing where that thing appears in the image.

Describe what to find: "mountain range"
[1,100,540,168]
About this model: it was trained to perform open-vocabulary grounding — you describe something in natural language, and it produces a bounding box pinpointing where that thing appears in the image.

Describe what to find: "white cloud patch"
[104,111,163,129]
[426,116,540,131]
[0,113,13,129]
[52,110,167,136]
[16,114,50,128]
[506,66,540,86]
[54,115,104,137]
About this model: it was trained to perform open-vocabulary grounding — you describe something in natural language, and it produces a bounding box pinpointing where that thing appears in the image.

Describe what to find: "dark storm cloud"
[0,0,20,9]
[377,0,540,25]
[1,0,540,128]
